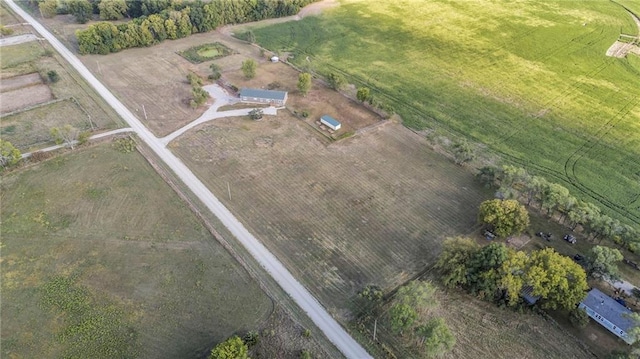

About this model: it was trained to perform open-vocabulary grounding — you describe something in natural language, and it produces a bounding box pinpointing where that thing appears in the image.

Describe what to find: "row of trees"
[187,72,209,108]
[436,237,589,310]
[478,165,640,251]
[72,0,317,54]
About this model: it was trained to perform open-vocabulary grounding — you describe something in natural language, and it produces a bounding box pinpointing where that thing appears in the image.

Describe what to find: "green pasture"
[0,144,272,359]
[251,0,640,226]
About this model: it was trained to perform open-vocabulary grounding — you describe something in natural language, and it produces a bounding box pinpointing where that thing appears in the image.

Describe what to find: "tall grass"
[252,0,640,225]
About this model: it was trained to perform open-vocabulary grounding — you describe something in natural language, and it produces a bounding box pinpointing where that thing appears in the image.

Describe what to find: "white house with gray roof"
[579,288,637,344]
[240,88,288,106]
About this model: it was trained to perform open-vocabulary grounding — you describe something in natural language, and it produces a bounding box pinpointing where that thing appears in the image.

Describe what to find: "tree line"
[33,0,318,54]
[477,165,640,252]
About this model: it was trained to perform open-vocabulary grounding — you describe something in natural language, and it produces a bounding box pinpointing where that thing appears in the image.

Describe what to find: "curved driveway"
[5,2,372,358]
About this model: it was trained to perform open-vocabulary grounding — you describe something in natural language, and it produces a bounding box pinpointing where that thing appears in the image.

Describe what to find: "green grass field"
[250,0,640,227]
[1,144,272,359]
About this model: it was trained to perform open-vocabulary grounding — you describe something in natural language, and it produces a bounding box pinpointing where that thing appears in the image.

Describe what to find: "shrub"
[114,138,135,153]
[242,331,259,347]
[569,307,590,328]
[47,70,60,83]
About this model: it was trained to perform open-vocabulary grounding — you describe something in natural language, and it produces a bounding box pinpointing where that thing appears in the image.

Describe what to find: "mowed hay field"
[250,0,640,227]
[0,144,272,359]
[172,113,490,314]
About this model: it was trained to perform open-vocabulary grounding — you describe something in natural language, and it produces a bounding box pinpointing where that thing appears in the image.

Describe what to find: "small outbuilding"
[320,115,341,131]
[240,88,288,106]
[520,286,541,305]
[270,56,279,62]
[579,288,636,344]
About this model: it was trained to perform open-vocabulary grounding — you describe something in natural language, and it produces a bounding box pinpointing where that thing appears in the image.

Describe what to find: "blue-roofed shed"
[240,88,288,106]
[579,288,636,344]
[320,115,341,130]
[521,286,541,305]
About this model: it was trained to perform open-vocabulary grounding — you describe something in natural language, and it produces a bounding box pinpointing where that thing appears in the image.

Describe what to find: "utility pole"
[227,182,231,201]
[142,104,148,120]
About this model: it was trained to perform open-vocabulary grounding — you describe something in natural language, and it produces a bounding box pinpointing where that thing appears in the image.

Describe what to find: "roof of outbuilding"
[521,286,541,305]
[582,288,635,331]
[320,115,340,127]
[240,88,287,100]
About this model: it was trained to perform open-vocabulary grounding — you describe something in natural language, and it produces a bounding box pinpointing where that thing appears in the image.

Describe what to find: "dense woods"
[31,0,317,54]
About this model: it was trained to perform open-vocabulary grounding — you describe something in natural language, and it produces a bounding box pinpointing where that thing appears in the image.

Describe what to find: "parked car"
[536,232,552,241]
[563,234,577,244]
[573,254,585,262]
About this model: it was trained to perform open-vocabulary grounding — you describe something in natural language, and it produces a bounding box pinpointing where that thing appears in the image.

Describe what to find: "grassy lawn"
[250,0,640,227]
[0,144,272,359]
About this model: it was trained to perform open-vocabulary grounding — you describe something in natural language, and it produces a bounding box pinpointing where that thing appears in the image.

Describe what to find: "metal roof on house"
[320,115,340,127]
[582,288,635,331]
[240,88,287,101]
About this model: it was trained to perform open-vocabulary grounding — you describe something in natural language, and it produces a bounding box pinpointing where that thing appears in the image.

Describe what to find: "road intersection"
[5,1,372,358]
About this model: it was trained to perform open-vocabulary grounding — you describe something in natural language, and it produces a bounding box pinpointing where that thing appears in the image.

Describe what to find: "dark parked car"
[563,234,577,244]
[573,254,585,262]
[536,232,552,241]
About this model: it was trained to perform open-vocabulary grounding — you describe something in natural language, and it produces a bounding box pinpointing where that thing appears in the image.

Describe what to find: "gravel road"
[5,2,372,358]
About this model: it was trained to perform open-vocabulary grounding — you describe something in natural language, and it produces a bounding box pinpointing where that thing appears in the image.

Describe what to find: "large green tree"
[98,0,128,20]
[356,86,370,102]
[327,72,347,90]
[478,199,530,237]
[585,245,623,281]
[502,248,588,310]
[241,59,256,79]
[435,237,479,288]
[389,303,418,334]
[416,318,456,357]
[67,0,93,23]
[39,0,58,18]
[297,72,312,96]
[209,336,248,359]
[466,242,510,300]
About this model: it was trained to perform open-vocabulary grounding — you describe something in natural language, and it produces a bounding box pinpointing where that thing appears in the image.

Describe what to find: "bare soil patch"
[0,72,42,92]
[606,40,637,57]
[0,83,52,114]
[173,113,490,316]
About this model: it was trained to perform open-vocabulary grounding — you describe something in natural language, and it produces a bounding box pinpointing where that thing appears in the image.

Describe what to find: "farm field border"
[249,0,640,227]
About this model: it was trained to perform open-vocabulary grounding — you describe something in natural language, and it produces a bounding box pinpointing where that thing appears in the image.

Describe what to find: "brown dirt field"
[0,72,41,92]
[173,113,490,318]
[223,62,382,135]
[0,83,52,114]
